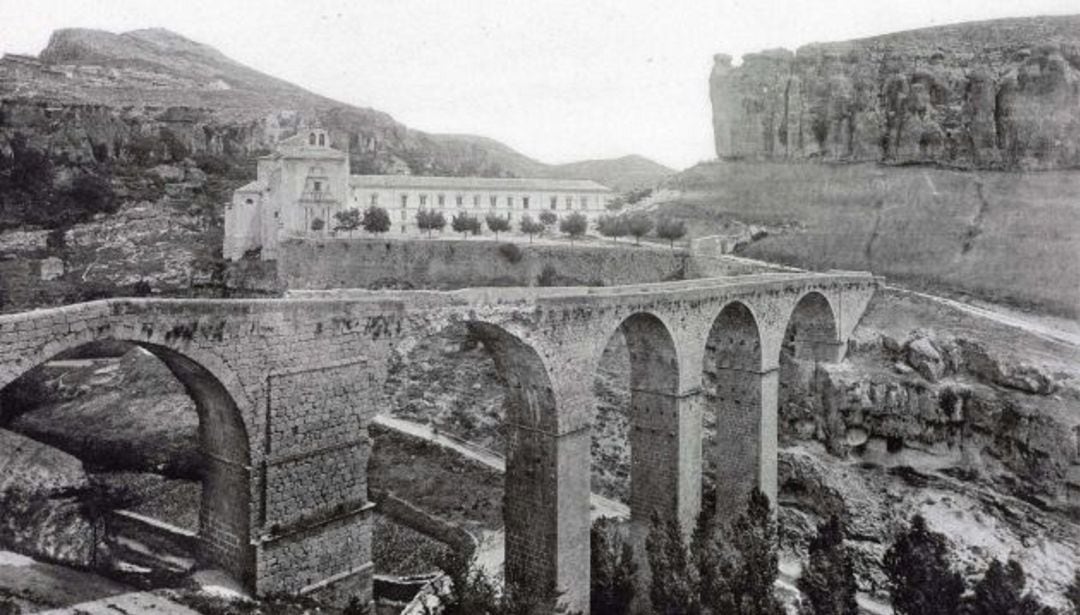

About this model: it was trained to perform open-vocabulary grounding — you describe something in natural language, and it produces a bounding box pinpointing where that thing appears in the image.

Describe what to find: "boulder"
[149,164,184,182]
[906,336,946,382]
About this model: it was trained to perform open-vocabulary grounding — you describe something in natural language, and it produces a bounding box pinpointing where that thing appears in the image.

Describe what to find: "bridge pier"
[709,367,778,520]
[505,423,591,613]
[630,389,703,538]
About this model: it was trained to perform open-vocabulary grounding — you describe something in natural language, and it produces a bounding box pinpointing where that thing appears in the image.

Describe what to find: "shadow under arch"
[1,338,254,590]
[702,300,769,519]
[464,322,562,599]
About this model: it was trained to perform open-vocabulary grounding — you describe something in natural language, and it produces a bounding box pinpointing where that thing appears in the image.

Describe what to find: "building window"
[565,196,573,209]
[420,194,428,206]
[309,133,316,145]
[438,194,446,206]
[456,195,464,206]
[490,195,498,208]
[581,196,588,208]
[401,211,406,220]
[318,134,326,146]
[274,211,279,218]
[401,195,408,207]
[550,196,558,210]
[506,196,514,208]
[473,195,481,208]
[370,193,379,206]
[245,198,253,205]
[313,181,322,193]
[522,196,530,209]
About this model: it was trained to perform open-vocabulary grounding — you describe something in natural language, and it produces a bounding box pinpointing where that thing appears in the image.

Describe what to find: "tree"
[590,518,637,615]
[362,205,391,235]
[647,511,700,615]
[452,213,481,238]
[884,515,965,615]
[728,491,784,615]
[597,215,628,242]
[310,217,325,232]
[519,214,545,243]
[416,209,446,238]
[559,212,588,244]
[485,213,511,240]
[539,211,558,226]
[333,208,362,235]
[656,217,688,249]
[625,213,654,245]
[966,559,1054,615]
[798,516,859,615]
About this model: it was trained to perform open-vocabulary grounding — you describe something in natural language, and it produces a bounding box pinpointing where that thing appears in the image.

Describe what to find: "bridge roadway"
[0,271,879,613]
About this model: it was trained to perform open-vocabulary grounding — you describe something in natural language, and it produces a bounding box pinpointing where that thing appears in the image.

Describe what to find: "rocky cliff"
[710,15,1080,169]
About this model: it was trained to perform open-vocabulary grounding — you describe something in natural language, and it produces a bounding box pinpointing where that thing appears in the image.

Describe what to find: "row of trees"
[442,490,1074,615]
[315,205,688,247]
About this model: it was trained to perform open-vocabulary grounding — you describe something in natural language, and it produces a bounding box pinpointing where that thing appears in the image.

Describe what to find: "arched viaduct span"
[0,272,878,613]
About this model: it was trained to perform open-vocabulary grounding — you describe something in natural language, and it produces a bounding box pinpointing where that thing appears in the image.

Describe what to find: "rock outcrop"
[710,15,1080,169]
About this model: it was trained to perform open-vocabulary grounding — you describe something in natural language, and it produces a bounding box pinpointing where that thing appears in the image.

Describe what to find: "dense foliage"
[558,212,588,243]
[485,213,511,239]
[452,213,482,238]
[797,516,858,615]
[625,213,653,245]
[884,515,965,615]
[590,518,637,615]
[416,209,447,237]
[519,214,545,242]
[362,205,391,234]
[656,216,687,248]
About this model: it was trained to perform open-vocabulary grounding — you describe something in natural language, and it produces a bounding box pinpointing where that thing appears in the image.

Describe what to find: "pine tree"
[646,511,700,615]
[797,516,859,615]
[966,559,1055,615]
[884,515,965,615]
[729,491,785,615]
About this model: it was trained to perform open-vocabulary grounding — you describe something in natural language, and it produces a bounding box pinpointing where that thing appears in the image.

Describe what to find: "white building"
[224,129,615,261]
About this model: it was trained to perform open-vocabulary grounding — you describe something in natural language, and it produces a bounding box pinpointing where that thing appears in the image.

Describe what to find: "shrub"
[966,559,1053,615]
[537,263,558,286]
[310,217,325,232]
[362,206,391,234]
[558,212,588,244]
[498,242,523,264]
[884,515,965,615]
[539,211,558,226]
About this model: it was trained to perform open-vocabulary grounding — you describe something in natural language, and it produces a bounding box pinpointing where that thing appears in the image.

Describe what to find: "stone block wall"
[276,237,689,290]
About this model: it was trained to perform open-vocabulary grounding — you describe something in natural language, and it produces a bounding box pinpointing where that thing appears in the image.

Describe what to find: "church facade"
[224,129,614,261]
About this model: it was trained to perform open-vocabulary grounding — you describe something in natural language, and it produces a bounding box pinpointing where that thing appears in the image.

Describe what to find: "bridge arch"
[783,290,842,362]
[0,333,254,589]
[702,300,772,518]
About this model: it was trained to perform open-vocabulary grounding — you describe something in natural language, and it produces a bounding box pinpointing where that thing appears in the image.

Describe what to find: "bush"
[519,215,544,243]
[884,515,965,615]
[416,209,447,238]
[333,208,362,234]
[965,559,1054,615]
[310,217,325,232]
[539,211,558,226]
[656,216,687,248]
[498,242,523,264]
[453,213,482,238]
[537,263,558,287]
[597,214,628,242]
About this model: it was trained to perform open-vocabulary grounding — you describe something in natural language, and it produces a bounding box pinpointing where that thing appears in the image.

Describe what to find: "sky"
[1,1,1077,170]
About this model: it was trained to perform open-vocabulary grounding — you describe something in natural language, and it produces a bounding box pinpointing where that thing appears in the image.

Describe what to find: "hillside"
[710,14,1080,169]
[653,161,1080,318]
[0,27,665,183]
[548,154,674,191]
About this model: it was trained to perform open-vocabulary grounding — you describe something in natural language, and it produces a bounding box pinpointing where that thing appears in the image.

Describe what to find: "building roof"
[348,175,612,193]
[235,180,267,193]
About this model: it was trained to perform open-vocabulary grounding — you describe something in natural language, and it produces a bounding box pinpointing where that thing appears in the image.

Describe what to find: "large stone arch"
[464,321,583,609]
[0,328,255,589]
[702,300,775,518]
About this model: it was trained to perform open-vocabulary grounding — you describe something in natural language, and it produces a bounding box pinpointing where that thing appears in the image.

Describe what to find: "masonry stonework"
[0,272,878,614]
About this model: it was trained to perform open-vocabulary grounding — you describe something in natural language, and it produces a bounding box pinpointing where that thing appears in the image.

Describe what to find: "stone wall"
[276,237,690,290]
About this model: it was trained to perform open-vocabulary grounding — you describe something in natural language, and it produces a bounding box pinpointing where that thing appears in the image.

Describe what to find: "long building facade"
[225,129,614,260]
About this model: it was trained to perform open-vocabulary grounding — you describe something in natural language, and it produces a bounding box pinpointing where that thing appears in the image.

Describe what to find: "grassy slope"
[660,161,1080,317]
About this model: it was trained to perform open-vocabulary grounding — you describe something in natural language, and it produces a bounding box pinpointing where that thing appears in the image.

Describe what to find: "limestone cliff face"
[710,15,1080,169]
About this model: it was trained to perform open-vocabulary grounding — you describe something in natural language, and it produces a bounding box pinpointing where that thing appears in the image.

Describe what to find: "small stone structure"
[0,272,878,613]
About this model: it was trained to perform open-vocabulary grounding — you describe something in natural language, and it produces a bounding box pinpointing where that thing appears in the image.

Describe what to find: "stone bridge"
[0,272,879,613]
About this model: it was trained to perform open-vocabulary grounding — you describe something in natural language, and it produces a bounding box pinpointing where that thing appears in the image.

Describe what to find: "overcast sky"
[1,1,1076,169]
